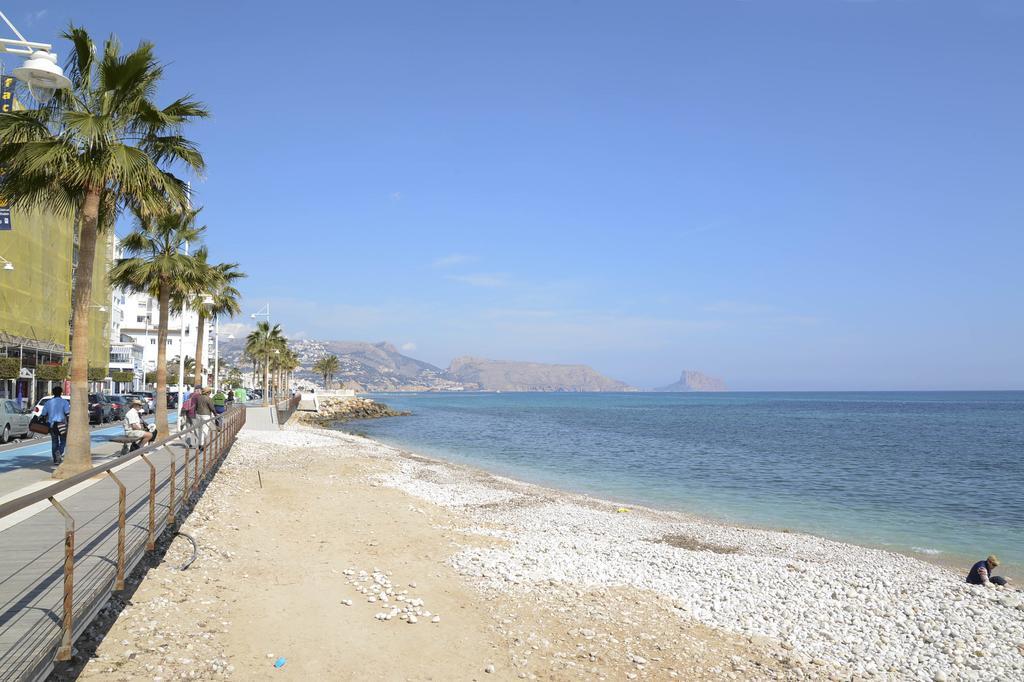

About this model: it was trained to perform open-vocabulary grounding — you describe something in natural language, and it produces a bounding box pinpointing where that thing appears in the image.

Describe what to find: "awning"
[0,331,68,354]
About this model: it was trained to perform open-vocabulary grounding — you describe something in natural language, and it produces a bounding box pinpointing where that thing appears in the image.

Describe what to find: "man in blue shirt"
[41,386,71,465]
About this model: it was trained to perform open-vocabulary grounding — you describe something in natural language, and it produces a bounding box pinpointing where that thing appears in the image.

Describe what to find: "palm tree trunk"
[155,279,171,436]
[193,312,205,388]
[262,355,269,406]
[57,187,102,478]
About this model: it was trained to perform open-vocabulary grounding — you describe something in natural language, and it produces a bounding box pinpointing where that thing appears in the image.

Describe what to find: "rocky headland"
[654,370,728,392]
[296,396,410,427]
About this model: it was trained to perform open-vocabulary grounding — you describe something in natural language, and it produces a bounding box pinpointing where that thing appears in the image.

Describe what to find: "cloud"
[390,191,402,201]
[401,341,417,352]
[447,273,510,288]
[219,322,253,339]
[431,253,476,268]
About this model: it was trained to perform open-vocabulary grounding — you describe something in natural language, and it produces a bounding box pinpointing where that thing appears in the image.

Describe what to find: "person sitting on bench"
[123,399,154,450]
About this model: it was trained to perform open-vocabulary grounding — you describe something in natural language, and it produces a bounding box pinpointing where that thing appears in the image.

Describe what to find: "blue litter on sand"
[274,657,286,669]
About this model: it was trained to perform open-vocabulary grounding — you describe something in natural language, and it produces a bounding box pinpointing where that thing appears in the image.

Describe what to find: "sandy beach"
[64,421,1024,681]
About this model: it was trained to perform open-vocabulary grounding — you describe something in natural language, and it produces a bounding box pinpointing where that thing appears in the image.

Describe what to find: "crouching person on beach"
[967,555,1009,587]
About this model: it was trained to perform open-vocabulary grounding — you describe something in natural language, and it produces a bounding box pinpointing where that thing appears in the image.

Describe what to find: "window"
[136,315,146,323]
[150,339,156,345]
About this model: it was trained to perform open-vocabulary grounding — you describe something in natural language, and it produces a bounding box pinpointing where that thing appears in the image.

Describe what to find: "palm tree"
[167,355,196,379]
[110,210,205,436]
[314,355,340,389]
[177,248,244,387]
[246,322,285,406]
[0,28,208,476]
[281,349,301,393]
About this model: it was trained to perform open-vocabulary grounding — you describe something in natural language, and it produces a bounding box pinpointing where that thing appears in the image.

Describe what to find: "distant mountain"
[447,356,635,392]
[220,338,460,391]
[654,370,727,392]
[221,337,637,392]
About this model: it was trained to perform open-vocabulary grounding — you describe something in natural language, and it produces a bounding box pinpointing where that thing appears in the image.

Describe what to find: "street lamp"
[202,295,221,392]
[0,10,72,104]
[0,256,12,271]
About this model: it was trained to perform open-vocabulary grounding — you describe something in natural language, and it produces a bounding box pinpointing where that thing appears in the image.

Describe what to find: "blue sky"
[10,1,1024,389]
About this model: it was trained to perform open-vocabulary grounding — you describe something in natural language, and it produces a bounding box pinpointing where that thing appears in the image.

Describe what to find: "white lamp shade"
[2,262,13,271]
[12,51,72,102]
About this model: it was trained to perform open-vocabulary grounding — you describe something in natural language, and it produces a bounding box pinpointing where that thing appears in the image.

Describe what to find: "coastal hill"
[654,370,728,392]
[447,356,635,392]
[220,338,635,392]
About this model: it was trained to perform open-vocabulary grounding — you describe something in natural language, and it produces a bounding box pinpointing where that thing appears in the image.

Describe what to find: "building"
[110,238,214,388]
[0,207,113,407]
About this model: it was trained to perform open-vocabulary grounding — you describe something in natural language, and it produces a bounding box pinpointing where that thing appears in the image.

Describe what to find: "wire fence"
[0,405,247,682]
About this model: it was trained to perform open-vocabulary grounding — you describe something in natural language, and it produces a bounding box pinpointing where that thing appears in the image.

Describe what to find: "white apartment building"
[113,289,213,379]
[109,239,214,387]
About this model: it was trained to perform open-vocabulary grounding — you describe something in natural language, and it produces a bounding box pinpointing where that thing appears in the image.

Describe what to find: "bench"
[108,434,148,455]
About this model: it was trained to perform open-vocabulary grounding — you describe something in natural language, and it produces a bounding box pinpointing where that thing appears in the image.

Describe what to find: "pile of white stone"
[372,455,1024,681]
[229,429,353,469]
[343,568,441,625]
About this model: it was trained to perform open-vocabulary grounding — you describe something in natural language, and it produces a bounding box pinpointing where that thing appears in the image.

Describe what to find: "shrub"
[36,363,69,381]
[0,357,20,379]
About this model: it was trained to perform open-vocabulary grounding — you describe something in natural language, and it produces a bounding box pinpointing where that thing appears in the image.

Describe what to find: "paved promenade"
[0,410,235,682]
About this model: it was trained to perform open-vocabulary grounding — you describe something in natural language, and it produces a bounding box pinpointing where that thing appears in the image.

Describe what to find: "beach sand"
[63,423,1023,681]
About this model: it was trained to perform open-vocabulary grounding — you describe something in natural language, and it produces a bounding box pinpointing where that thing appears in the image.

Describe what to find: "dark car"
[88,393,113,424]
[106,395,130,422]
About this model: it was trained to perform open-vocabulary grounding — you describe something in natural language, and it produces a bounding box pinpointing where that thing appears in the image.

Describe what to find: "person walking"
[41,386,71,465]
[193,387,216,451]
[213,388,226,415]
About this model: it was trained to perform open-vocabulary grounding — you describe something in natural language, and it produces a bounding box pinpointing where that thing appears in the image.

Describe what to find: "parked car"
[0,399,34,443]
[88,393,113,424]
[105,395,129,422]
[31,396,52,419]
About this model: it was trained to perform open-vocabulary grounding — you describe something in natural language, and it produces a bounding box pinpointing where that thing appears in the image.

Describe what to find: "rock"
[484,664,495,673]
[431,615,441,623]
[407,615,417,624]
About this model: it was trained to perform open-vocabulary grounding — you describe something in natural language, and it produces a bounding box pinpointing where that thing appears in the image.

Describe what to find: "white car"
[31,397,52,419]
[1,399,35,443]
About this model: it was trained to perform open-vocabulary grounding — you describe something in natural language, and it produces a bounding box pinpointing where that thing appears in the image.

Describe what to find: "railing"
[275,393,302,425]
[0,405,247,682]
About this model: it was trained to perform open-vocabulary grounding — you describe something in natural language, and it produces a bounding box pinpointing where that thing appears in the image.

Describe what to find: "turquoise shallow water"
[348,392,1024,572]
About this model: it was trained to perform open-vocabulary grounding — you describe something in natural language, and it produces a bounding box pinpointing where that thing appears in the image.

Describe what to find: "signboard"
[0,74,12,113]
[0,75,12,229]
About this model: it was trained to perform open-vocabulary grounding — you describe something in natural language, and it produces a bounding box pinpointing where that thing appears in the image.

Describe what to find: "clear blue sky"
[12,1,1024,390]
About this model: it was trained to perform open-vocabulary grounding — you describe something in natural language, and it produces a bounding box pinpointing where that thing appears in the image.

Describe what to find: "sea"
[348,391,1024,573]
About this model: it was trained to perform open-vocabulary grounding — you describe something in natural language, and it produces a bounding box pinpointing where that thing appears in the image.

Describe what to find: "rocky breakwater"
[299,396,410,427]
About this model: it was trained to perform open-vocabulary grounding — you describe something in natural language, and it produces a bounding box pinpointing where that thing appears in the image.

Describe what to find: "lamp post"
[0,256,13,271]
[175,240,190,421]
[0,10,72,104]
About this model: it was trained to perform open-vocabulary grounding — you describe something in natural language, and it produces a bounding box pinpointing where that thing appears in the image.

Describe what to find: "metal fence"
[275,393,302,426]
[0,405,247,682]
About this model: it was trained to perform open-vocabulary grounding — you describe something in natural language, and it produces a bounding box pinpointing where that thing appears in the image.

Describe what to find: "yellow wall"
[0,208,111,369]
[0,207,74,348]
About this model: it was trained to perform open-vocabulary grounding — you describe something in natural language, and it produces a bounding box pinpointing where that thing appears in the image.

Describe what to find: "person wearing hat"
[966,555,1008,587]
[123,398,154,450]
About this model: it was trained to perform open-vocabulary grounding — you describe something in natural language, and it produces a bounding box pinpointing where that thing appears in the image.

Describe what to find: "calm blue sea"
[349,392,1024,571]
